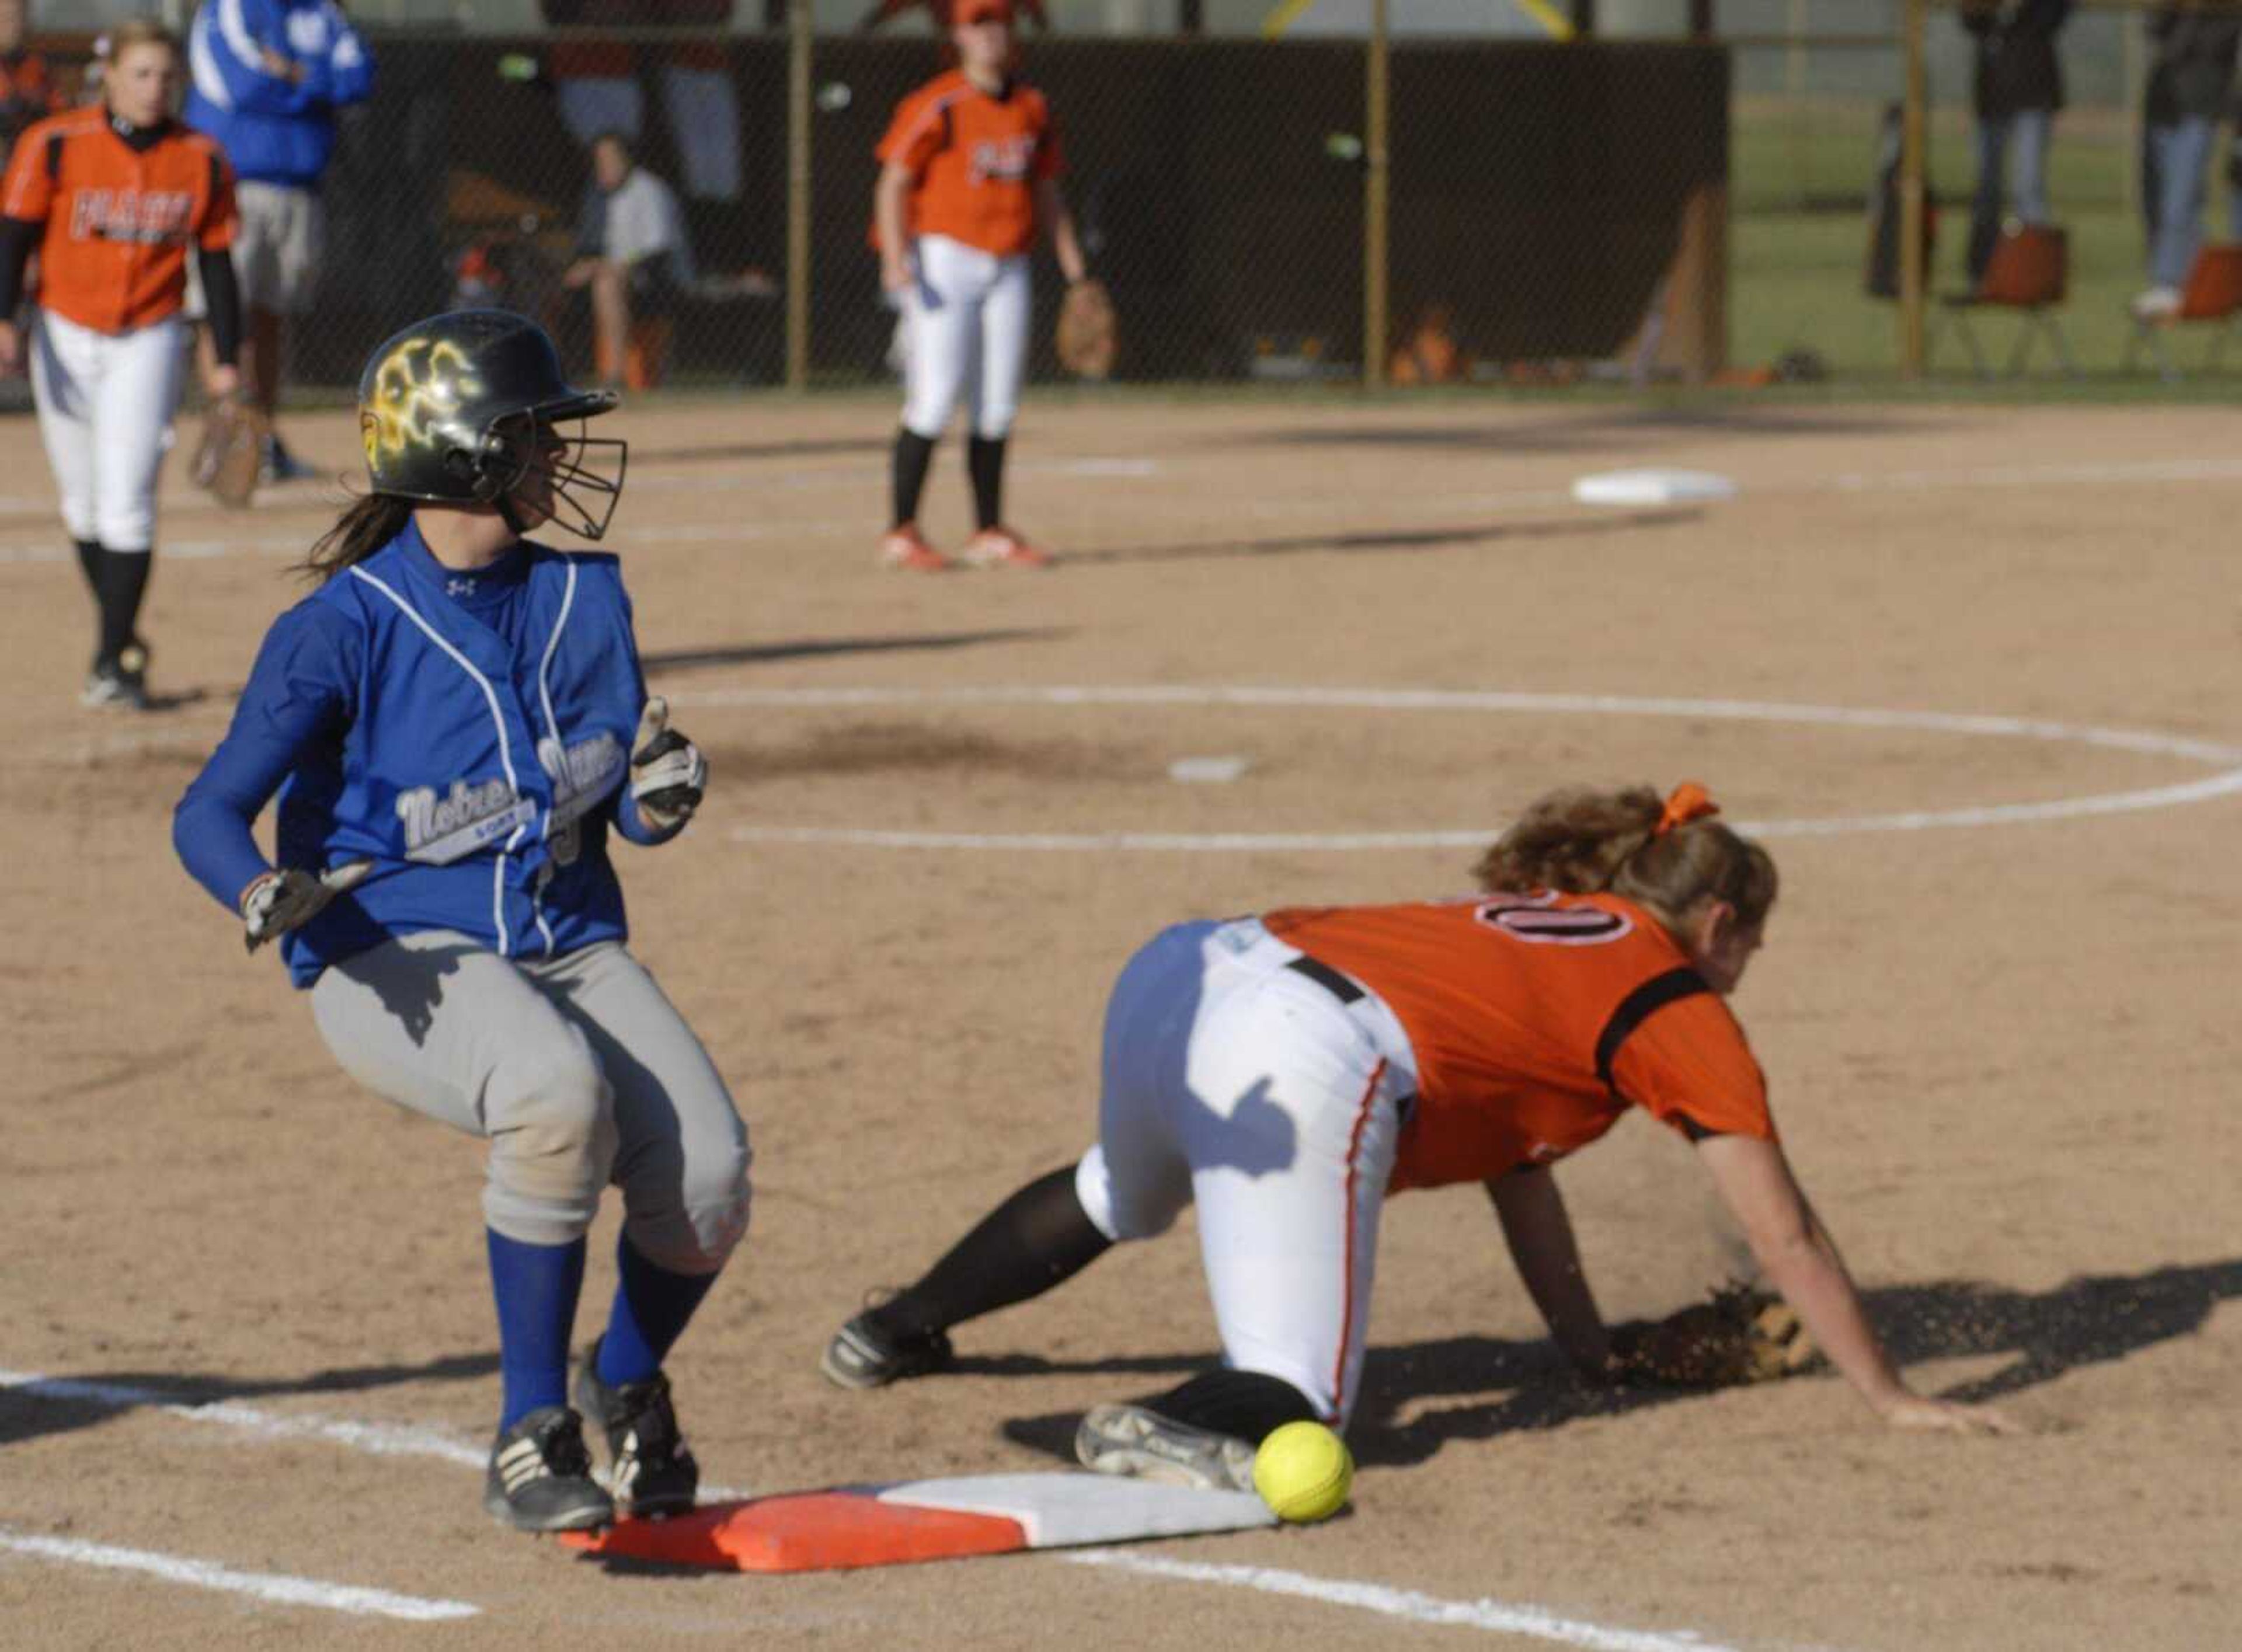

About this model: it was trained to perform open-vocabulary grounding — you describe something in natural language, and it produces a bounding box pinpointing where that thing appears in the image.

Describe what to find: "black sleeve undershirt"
[198,243,241,367]
[0,217,238,368]
[0,215,36,318]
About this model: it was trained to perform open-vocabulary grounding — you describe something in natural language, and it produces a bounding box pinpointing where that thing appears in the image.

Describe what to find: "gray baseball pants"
[310,930,751,1273]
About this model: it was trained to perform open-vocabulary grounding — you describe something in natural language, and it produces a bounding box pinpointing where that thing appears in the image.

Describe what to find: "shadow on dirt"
[1238,404,1946,453]
[987,1258,2241,1470]
[0,1352,499,1449]
[632,436,889,466]
[1061,509,1695,567]
[641,626,1064,675]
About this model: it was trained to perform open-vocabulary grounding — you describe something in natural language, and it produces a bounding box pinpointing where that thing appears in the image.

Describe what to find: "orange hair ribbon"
[1654,781,1719,836]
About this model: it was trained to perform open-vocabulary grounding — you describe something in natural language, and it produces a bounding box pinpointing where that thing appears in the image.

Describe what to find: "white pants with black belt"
[1073,917,1421,1427]
[30,308,184,549]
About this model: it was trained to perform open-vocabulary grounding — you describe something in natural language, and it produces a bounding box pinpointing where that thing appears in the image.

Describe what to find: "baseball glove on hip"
[1055,278,1118,380]
[1609,1284,1820,1389]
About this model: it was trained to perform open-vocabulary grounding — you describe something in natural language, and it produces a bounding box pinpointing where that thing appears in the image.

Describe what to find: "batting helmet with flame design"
[356,310,626,540]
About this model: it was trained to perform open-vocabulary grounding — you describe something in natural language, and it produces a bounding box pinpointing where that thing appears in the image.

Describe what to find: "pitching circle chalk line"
[665,683,2242,852]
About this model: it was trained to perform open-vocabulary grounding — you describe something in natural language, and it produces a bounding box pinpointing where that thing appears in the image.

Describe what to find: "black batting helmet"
[356,310,626,540]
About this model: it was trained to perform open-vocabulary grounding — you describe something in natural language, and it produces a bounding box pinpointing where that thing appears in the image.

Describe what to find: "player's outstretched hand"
[631,697,707,832]
[241,862,372,954]
[0,320,21,377]
[1877,1393,2022,1437]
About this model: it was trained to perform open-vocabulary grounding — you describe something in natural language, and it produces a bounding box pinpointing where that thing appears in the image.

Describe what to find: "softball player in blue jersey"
[173,309,749,1534]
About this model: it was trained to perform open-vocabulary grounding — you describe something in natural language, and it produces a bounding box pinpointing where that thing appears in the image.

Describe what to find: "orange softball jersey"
[877,70,1061,257]
[1,109,236,336]
[1263,891,1775,1191]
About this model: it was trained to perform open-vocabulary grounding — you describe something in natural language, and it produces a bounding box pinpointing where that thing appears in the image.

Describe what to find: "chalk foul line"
[1065,1550,1745,1652]
[0,1527,478,1622]
[4,1362,1778,1646]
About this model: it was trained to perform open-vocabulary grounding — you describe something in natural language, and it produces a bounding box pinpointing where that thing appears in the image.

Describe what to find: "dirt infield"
[4,391,2238,1650]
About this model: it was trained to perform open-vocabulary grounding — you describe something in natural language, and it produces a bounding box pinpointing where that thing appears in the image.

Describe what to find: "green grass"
[1727,96,2242,385]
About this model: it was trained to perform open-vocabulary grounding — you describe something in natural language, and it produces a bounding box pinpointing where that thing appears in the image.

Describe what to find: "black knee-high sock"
[866,1165,1112,1341]
[892,428,935,528]
[73,537,101,595]
[967,434,1006,531]
[96,548,151,665]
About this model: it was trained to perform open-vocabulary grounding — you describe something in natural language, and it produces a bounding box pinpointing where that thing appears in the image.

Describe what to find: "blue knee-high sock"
[596,1235,719,1388]
[486,1230,587,1431]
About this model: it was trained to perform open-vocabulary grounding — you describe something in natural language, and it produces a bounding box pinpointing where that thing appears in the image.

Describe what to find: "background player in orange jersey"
[873,0,1087,572]
[822,781,2017,1489]
[0,21,241,710]
[0,0,65,171]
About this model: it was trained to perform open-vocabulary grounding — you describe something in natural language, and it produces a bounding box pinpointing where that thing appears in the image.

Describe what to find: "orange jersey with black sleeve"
[1262,891,1775,1193]
[876,70,1061,257]
[0,110,236,336]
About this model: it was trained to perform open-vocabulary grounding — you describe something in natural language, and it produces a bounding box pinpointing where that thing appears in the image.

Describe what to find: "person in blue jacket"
[173,309,750,1535]
[185,0,373,479]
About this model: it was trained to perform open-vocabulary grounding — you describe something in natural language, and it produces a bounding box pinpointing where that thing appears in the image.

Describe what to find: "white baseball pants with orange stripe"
[900,233,1031,441]
[29,308,184,550]
[1074,917,1419,1427]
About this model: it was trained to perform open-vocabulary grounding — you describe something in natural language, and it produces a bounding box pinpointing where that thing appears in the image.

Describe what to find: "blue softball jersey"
[174,519,677,988]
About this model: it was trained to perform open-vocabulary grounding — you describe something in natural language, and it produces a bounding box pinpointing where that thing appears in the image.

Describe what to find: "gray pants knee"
[311,931,749,1264]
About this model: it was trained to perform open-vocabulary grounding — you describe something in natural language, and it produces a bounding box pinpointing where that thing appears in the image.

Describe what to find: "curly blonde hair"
[1472,784,1777,938]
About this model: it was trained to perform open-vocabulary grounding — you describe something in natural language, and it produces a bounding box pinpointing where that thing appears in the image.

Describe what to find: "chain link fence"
[295,29,1728,391]
[12,6,2216,388]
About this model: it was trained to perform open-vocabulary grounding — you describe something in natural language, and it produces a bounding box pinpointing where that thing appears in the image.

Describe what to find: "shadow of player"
[990,1257,2242,1470]
[0,1351,502,1450]
[1063,509,1697,569]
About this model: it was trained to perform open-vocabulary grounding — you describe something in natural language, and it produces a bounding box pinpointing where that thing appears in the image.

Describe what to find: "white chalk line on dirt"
[1064,1550,1745,1652]
[3,451,2239,569]
[0,1527,479,1622]
[1,1366,489,1469]
[5,1364,1767,1649]
[0,1367,752,1498]
[685,684,2242,850]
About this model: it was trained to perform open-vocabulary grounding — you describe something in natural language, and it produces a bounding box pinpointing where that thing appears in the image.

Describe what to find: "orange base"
[560,1493,1027,1572]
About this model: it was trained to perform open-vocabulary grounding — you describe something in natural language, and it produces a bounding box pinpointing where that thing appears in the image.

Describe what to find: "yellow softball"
[1251,1421,1353,1524]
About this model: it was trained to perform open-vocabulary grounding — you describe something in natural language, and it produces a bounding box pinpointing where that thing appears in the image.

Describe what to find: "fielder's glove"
[191,393,270,510]
[630,696,706,832]
[1054,278,1118,380]
[241,861,372,954]
[1607,1283,1820,1389]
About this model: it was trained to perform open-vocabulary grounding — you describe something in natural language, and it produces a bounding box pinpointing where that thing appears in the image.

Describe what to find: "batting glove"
[630,697,706,832]
[241,862,373,954]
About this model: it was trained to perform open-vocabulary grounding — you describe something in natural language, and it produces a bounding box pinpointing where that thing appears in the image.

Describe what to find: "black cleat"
[1074,1402,1258,1493]
[482,1406,614,1533]
[573,1338,699,1518]
[820,1311,954,1390]
[81,647,149,710]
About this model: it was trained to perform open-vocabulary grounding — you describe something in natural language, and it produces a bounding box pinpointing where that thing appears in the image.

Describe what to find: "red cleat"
[880,522,952,571]
[958,526,1052,569]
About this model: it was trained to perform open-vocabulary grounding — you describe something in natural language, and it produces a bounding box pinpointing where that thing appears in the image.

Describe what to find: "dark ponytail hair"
[1473,784,1778,939]
[300,493,413,583]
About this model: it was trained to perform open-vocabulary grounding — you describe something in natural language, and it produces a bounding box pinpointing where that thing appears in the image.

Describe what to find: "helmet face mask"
[357,310,628,541]
[472,412,626,541]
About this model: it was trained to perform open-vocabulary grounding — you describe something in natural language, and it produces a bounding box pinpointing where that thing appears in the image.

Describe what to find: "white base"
[1571,468,1740,507]
[876,1472,1277,1547]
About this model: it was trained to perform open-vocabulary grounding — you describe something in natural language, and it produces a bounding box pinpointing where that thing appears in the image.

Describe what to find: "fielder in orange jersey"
[0,0,65,168]
[873,0,1087,571]
[821,781,2017,1490]
[0,20,241,710]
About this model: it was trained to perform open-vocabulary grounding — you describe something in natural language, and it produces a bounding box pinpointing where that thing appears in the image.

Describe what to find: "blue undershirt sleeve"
[173,602,360,912]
